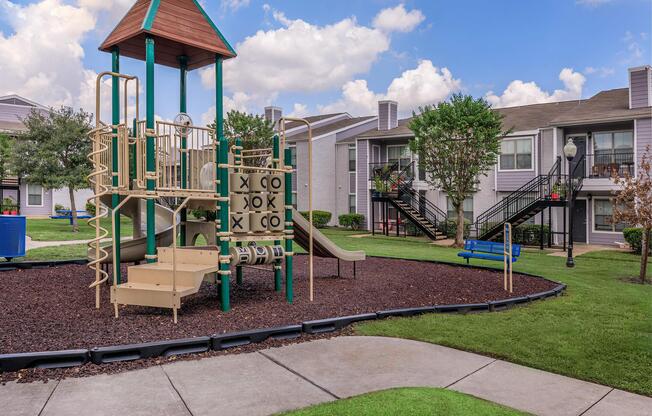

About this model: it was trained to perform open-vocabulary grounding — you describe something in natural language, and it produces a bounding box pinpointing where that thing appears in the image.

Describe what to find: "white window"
[27,183,43,206]
[387,145,410,171]
[500,137,533,170]
[594,199,626,232]
[348,194,356,214]
[447,196,473,222]
[348,144,356,172]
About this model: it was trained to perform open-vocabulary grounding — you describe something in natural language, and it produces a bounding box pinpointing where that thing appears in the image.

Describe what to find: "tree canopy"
[612,146,652,283]
[0,133,13,182]
[209,110,274,166]
[409,94,508,246]
[13,106,93,231]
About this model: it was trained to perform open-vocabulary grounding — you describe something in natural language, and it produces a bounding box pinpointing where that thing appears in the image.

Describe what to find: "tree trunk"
[455,204,465,247]
[68,186,79,233]
[640,228,650,284]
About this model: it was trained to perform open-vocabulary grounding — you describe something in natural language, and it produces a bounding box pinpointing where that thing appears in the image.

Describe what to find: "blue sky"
[0,0,650,125]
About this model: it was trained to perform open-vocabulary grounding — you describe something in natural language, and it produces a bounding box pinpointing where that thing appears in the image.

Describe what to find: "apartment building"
[267,65,652,246]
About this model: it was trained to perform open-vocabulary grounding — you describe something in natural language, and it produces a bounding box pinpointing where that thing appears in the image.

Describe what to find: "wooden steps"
[111,246,220,322]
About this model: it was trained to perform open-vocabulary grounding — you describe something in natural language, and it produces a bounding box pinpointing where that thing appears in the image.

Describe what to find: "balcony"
[585,152,635,179]
[0,175,19,188]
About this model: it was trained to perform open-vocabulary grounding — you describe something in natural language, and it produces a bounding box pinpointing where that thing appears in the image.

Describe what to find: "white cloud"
[0,0,134,117]
[200,92,254,126]
[0,0,95,107]
[372,4,425,33]
[485,68,586,108]
[621,30,646,64]
[584,66,615,77]
[319,60,461,116]
[199,9,393,111]
[288,103,309,118]
[576,0,612,7]
[221,0,250,12]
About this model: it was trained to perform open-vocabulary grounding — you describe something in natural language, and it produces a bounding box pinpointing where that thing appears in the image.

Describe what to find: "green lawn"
[312,229,652,396]
[26,217,133,241]
[279,388,528,416]
[21,243,88,261]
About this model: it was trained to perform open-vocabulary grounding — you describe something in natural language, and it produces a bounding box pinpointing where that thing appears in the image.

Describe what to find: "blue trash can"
[0,215,26,261]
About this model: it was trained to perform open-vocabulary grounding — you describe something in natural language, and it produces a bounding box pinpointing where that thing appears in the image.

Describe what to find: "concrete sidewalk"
[2,336,650,416]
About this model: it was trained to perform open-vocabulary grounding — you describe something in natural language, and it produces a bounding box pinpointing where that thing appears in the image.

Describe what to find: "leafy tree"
[13,106,93,232]
[209,110,274,166]
[0,133,13,183]
[612,146,652,283]
[409,94,508,246]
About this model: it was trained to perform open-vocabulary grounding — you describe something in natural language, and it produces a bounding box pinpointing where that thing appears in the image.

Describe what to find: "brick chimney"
[628,66,652,109]
[378,100,398,131]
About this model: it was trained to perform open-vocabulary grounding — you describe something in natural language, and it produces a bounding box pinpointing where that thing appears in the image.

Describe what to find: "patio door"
[567,135,587,179]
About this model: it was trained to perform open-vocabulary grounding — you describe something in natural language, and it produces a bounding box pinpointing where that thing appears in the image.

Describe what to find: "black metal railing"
[585,152,634,178]
[473,157,567,240]
[382,162,449,236]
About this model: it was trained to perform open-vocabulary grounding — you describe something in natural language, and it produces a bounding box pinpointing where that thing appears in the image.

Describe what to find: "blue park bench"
[50,210,92,225]
[457,239,521,265]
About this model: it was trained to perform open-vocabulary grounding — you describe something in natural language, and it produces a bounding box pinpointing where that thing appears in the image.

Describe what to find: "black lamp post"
[564,138,577,267]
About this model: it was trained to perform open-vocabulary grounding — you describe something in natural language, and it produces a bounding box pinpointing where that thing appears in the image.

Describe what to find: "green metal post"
[234,137,243,285]
[111,47,122,282]
[145,36,156,263]
[284,148,293,303]
[273,134,281,291]
[216,56,230,311]
[179,55,188,246]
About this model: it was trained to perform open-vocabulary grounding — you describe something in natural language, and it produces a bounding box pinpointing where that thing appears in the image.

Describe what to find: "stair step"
[111,282,194,309]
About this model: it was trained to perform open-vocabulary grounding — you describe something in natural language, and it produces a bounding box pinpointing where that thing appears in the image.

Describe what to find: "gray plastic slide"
[292,209,365,261]
[93,194,175,264]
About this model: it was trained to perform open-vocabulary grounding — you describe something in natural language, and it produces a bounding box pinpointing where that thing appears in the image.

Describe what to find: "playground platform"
[3,336,649,416]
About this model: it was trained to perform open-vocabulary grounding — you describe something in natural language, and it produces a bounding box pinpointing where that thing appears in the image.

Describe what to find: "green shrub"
[513,224,550,246]
[55,203,66,212]
[301,210,331,228]
[623,228,650,254]
[191,209,217,222]
[85,201,96,216]
[338,213,365,230]
[445,219,471,238]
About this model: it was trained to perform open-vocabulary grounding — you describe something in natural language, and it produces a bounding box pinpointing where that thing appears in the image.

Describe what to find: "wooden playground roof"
[99,0,236,70]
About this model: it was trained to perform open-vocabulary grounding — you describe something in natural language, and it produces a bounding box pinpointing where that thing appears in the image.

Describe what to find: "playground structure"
[87,0,363,322]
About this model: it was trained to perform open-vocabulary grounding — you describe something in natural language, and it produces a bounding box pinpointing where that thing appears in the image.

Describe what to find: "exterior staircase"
[111,246,219,321]
[372,161,448,241]
[473,156,585,241]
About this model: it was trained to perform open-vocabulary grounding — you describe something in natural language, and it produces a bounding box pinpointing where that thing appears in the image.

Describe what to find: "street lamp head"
[564,138,577,161]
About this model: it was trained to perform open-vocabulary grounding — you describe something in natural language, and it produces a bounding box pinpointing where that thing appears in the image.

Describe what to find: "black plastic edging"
[90,336,210,364]
[435,303,490,314]
[302,313,377,334]
[377,306,437,319]
[212,325,302,350]
[0,349,89,372]
[0,259,87,272]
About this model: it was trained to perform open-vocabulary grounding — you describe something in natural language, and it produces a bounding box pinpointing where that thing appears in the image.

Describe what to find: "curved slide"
[94,194,176,264]
[292,209,365,261]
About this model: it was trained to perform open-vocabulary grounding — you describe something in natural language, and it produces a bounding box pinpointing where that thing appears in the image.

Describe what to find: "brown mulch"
[0,256,556,383]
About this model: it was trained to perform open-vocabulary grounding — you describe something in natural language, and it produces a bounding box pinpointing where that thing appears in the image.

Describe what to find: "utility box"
[0,215,26,261]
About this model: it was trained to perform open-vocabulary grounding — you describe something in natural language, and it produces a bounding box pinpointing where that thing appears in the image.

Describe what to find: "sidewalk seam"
[578,387,614,416]
[36,379,60,416]
[445,358,498,389]
[259,351,341,400]
[160,365,195,416]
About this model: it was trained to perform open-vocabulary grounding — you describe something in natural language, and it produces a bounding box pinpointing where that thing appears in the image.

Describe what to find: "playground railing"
[154,121,216,194]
